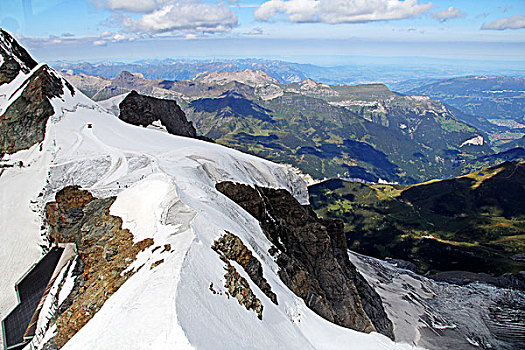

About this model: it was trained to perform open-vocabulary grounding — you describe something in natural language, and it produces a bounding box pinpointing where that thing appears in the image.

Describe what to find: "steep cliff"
[45,186,153,348]
[0,65,74,154]
[216,181,394,339]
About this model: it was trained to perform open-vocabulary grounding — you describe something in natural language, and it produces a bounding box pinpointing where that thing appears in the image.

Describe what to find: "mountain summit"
[194,69,280,87]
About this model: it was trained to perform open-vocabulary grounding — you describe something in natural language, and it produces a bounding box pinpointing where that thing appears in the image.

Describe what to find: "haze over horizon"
[1,0,524,69]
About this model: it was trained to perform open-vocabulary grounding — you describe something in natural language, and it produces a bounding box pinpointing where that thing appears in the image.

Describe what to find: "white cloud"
[93,40,107,46]
[433,7,466,22]
[96,0,170,13]
[246,27,264,35]
[120,3,238,34]
[18,35,67,48]
[481,14,525,30]
[254,0,433,24]
[112,33,127,41]
[97,0,238,35]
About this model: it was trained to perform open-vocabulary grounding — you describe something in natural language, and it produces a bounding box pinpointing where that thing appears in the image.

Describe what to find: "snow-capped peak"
[0,29,38,77]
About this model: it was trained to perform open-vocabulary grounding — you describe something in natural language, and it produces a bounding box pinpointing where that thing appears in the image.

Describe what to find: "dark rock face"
[119,90,197,138]
[45,186,153,348]
[215,181,394,339]
[0,29,38,85]
[0,65,66,154]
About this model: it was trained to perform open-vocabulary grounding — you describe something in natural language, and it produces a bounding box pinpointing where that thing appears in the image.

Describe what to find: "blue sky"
[1,0,524,65]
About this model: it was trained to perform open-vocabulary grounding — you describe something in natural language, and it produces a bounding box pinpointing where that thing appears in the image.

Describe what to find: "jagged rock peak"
[0,29,38,84]
[118,90,197,138]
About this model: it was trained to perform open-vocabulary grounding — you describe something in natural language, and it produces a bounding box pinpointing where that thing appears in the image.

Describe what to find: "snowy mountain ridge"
[4,30,521,350]
[0,30,413,350]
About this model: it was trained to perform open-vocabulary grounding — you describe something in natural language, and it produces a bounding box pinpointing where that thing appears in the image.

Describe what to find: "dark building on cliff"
[2,247,67,350]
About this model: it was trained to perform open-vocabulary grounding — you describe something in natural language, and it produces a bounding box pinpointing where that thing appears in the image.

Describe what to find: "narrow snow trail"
[58,129,83,161]
[80,124,129,188]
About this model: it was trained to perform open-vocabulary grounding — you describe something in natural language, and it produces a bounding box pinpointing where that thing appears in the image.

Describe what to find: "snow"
[110,173,181,243]
[460,135,484,147]
[0,121,54,345]
[146,119,168,132]
[97,92,129,116]
[347,251,524,350]
[2,63,423,349]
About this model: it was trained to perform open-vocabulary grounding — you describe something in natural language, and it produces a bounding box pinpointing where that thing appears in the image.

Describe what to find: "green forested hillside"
[309,161,525,275]
[186,84,490,183]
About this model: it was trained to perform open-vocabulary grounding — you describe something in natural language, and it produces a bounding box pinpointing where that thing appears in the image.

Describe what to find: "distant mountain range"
[66,69,501,184]
[53,58,525,87]
[57,61,525,154]
[408,75,525,150]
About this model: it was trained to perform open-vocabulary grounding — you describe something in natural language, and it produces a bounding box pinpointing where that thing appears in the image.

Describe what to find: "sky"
[0,0,524,65]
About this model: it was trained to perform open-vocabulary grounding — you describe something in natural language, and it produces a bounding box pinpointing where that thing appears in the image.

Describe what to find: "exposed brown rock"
[212,231,277,305]
[45,186,153,348]
[150,259,164,269]
[45,186,95,242]
[216,181,394,339]
[223,261,264,320]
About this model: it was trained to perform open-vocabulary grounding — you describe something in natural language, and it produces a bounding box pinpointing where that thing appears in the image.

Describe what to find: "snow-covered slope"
[349,251,525,350]
[96,92,129,116]
[0,36,417,349]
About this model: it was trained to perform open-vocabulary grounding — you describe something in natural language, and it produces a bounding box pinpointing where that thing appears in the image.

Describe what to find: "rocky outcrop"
[45,186,153,348]
[222,260,264,320]
[212,231,278,305]
[118,90,197,138]
[0,29,37,85]
[0,65,72,154]
[215,182,394,339]
[45,186,95,241]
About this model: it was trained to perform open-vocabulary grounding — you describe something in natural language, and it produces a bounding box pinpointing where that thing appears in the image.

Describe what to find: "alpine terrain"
[70,69,495,184]
[0,29,524,350]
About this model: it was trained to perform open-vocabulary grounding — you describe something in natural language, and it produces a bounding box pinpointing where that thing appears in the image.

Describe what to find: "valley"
[407,75,525,150]
[60,65,525,287]
[63,69,502,184]
[1,22,524,350]
[309,161,525,279]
